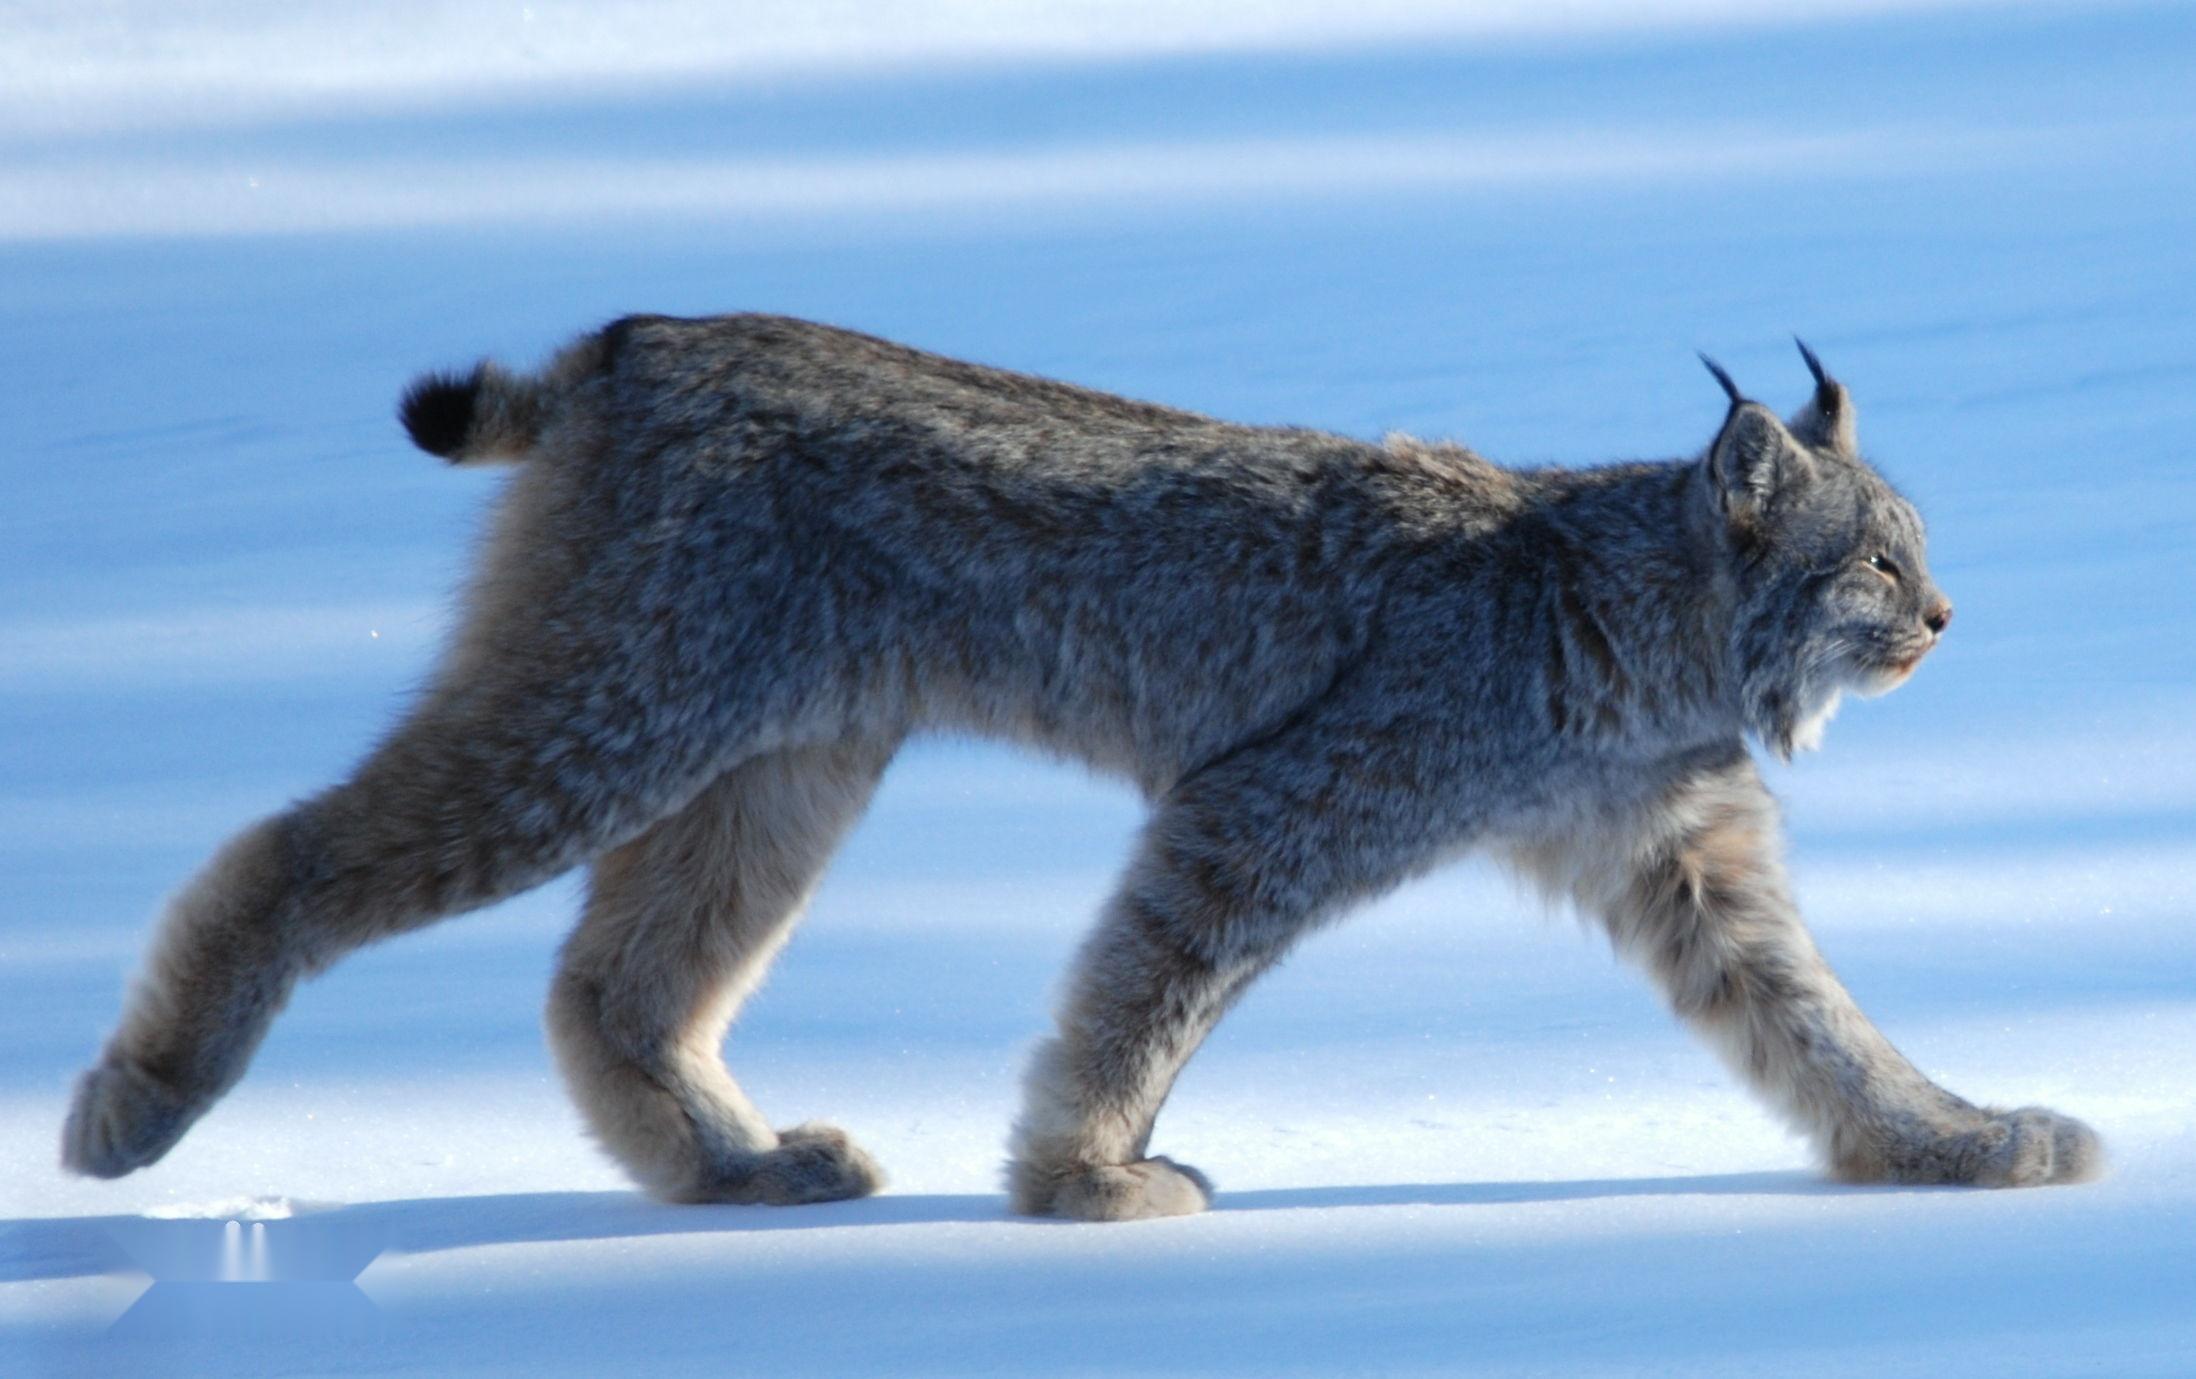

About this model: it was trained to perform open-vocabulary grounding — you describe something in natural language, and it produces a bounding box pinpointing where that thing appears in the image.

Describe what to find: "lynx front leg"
[546,737,897,1204]
[1010,698,1455,1221]
[1567,755,2101,1188]
[1006,882,1262,1222]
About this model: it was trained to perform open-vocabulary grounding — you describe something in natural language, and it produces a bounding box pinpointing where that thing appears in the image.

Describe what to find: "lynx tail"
[399,362,546,465]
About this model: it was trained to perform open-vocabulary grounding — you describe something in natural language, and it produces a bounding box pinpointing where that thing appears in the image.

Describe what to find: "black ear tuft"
[399,367,481,459]
[1698,353,1744,408]
[1794,336,1830,390]
[1787,336,1858,456]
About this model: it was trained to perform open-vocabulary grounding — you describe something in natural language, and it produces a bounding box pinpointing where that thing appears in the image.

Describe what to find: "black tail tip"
[399,367,481,458]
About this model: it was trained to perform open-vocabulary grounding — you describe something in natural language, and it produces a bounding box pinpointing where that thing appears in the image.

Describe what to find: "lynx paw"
[61,1058,199,1179]
[1957,1106,2105,1186]
[690,1122,886,1205]
[1011,1156,1213,1221]
[1852,1105,2104,1188]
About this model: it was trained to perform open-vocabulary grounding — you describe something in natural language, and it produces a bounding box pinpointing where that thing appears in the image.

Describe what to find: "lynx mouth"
[1857,652,1924,697]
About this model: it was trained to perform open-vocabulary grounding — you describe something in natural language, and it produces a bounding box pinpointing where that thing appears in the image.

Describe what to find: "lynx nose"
[1923,600,1953,635]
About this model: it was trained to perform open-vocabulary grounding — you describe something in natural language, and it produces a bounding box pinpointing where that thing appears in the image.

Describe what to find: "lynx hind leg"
[547,737,897,1204]
[64,739,599,1176]
[59,665,750,1181]
[62,810,309,1178]
[63,589,766,1178]
[1551,754,2102,1188]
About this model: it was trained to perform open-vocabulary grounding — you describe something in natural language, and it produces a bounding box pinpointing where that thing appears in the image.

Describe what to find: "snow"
[5,2,2194,1374]
[4,0,2013,135]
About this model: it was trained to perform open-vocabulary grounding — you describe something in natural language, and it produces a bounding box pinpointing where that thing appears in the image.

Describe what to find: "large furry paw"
[688,1122,886,1206]
[61,1058,200,1178]
[1953,1106,2105,1186]
[1851,1106,2104,1188]
[1011,1156,1213,1221]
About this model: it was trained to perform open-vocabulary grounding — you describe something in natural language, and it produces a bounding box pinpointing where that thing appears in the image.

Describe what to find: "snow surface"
[5,3,2194,1375]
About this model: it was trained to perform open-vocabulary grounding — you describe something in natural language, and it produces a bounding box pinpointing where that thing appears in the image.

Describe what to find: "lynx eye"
[1866,553,1900,580]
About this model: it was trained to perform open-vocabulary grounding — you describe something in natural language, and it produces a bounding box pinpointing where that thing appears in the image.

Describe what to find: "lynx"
[62,315,2100,1219]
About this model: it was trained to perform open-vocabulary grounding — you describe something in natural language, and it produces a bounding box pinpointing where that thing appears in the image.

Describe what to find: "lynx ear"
[1708,401,1811,522]
[1787,337,1858,456]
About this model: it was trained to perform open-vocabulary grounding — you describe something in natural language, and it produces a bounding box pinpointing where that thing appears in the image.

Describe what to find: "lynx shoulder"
[63,315,2100,1217]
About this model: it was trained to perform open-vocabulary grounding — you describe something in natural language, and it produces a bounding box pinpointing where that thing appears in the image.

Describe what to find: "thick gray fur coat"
[61,314,2100,1218]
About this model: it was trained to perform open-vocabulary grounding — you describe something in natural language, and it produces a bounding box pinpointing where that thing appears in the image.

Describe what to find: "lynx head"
[1697,342,1953,759]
